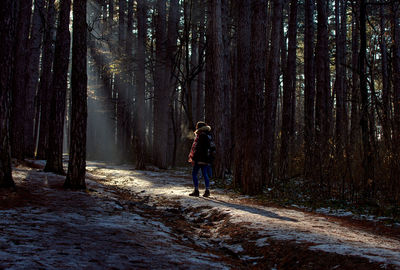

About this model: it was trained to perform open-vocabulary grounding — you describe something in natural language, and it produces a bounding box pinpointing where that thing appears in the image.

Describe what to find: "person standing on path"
[188,121,212,197]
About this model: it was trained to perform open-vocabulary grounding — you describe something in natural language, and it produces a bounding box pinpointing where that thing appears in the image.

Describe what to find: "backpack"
[207,134,216,163]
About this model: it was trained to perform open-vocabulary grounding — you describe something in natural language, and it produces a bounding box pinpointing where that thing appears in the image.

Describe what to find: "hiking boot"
[203,189,210,197]
[189,189,199,197]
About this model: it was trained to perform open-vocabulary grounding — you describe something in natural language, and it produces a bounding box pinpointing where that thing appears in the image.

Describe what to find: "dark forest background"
[1,0,400,212]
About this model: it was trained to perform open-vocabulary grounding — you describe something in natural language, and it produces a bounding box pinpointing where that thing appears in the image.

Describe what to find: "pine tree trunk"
[264,0,283,186]
[335,0,347,155]
[232,0,245,187]
[44,0,71,174]
[10,0,33,160]
[380,5,390,144]
[359,0,373,197]
[135,0,147,170]
[315,0,331,185]
[65,0,87,189]
[303,0,316,178]
[0,0,17,188]
[207,0,226,179]
[166,0,179,166]
[391,2,400,199]
[36,0,56,159]
[153,0,168,169]
[242,0,266,195]
[24,0,45,158]
[280,0,297,180]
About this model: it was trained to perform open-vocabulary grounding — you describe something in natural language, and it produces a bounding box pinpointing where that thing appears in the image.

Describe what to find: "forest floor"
[1,160,400,269]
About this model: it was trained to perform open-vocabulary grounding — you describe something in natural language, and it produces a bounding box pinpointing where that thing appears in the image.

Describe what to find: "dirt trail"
[0,161,399,269]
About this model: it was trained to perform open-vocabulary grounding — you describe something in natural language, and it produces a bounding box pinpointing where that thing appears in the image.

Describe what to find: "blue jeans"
[192,163,210,190]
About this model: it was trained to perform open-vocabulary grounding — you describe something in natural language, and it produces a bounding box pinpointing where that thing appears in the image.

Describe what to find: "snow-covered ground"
[85,162,400,268]
[1,160,399,269]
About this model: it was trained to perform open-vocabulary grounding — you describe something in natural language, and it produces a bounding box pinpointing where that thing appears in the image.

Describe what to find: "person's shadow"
[201,197,298,222]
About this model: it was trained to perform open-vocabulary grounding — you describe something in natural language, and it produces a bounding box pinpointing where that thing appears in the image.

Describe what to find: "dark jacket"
[191,126,212,164]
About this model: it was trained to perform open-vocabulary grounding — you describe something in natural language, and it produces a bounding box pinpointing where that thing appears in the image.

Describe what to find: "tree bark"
[44,0,71,174]
[335,0,348,154]
[10,0,33,160]
[166,0,179,166]
[315,0,331,185]
[36,0,56,159]
[380,5,390,144]
[303,0,316,178]
[280,0,297,179]
[135,0,147,169]
[65,0,88,189]
[0,0,17,188]
[264,0,283,186]
[359,0,373,196]
[242,0,266,194]
[153,0,169,169]
[391,1,400,199]
[24,0,45,158]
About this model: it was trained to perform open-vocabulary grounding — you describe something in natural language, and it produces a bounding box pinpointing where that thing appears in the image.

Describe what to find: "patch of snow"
[255,237,270,247]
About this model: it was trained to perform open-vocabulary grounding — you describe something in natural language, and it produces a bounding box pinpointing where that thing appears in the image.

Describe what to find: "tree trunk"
[242,0,266,194]
[315,0,331,185]
[65,0,87,189]
[204,0,227,179]
[392,1,400,199]
[36,0,56,159]
[350,2,360,174]
[280,0,297,179]
[359,0,373,197]
[153,0,169,169]
[10,0,33,160]
[303,0,316,178]
[196,0,206,122]
[264,0,283,186]
[44,0,71,174]
[24,0,45,158]
[380,5,390,144]
[166,0,179,166]
[0,0,17,188]
[135,0,147,169]
[335,0,347,155]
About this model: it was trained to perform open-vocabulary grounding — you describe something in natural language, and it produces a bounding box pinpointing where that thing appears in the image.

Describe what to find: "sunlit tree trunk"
[280,0,297,180]
[135,0,147,169]
[0,0,17,188]
[10,0,33,160]
[36,0,56,159]
[264,0,283,186]
[153,0,169,169]
[65,0,87,189]
[45,0,71,174]
[303,0,316,178]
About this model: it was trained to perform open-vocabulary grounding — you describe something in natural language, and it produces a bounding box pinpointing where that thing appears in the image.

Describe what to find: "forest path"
[85,162,400,269]
[0,161,399,269]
